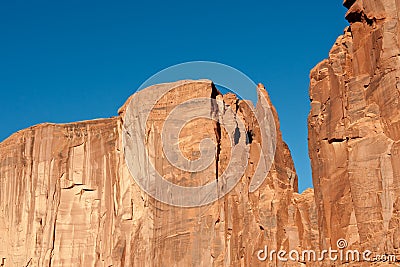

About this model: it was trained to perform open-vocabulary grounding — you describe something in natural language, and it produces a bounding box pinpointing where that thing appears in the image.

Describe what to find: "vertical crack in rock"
[215,120,222,184]
[212,86,223,185]
[49,178,61,267]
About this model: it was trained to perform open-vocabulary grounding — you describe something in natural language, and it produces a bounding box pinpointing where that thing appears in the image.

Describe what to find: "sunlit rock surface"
[309,0,400,265]
[0,80,308,266]
[3,1,400,265]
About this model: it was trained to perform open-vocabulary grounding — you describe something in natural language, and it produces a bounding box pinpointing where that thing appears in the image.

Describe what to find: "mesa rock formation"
[0,80,316,266]
[308,0,400,264]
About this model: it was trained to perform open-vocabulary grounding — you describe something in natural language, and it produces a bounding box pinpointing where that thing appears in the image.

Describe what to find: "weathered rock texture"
[0,80,315,266]
[309,0,400,265]
[5,1,400,265]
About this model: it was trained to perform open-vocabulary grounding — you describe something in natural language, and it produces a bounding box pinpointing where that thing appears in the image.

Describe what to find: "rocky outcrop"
[5,0,400,265]
[0,80,314,266]
[309,0,400,264]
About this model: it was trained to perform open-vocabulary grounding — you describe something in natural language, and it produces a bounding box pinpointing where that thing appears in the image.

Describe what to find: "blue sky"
[0,1,348,192]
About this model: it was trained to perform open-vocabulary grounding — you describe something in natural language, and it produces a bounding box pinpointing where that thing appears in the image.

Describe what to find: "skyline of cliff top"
[0,1,349,192]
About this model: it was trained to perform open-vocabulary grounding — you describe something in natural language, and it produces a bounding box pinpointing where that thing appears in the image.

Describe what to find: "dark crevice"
[324,136,362,144]
[82,188,95,192]
[234,99,239,113]
[210,82,221,100]
[346,10,375,27]
[346,11,361,23]
[343,0,356,9]
[246,130,254,144]
[365,16,375,27]
[210,82,223,185]
[62,184,75,190]
[328,138,346,144]
[215,121,222,182]
[233,127,240,145]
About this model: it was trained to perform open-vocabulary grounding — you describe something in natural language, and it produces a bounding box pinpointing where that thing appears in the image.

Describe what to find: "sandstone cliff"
[0,80,314,266]
[4,0,400,266]
[308,0,400,265]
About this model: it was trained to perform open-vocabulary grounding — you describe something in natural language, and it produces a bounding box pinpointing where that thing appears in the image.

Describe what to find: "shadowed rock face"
[0,80,316,266]
[309,0,400,263]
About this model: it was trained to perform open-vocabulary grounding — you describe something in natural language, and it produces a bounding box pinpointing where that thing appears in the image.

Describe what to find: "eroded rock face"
[0,80,311,266]
[7,0,400,264]
[309,0,400,264]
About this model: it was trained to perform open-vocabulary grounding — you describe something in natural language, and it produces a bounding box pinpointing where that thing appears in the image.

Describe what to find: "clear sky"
[0,1,348,192]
